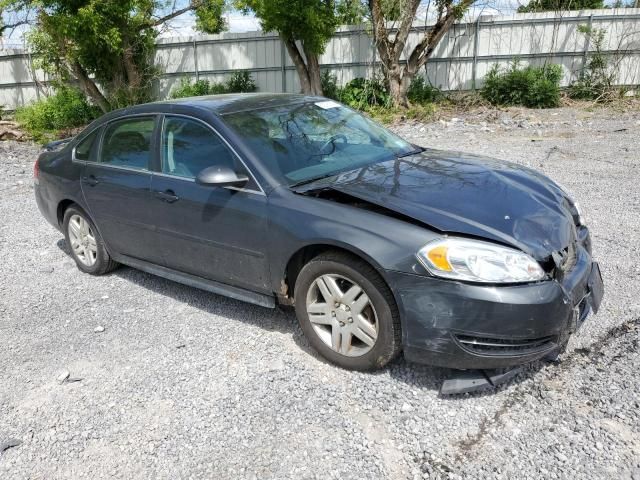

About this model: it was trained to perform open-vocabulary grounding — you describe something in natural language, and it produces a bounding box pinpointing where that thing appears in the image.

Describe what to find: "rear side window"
[74,130,98,161]
[161,117,240,179]
[100,117,155,171]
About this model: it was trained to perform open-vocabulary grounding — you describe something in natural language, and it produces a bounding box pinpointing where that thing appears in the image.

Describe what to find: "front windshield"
[223,100,417,186]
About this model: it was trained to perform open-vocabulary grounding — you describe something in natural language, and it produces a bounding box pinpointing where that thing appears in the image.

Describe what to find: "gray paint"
[34,95,604,370]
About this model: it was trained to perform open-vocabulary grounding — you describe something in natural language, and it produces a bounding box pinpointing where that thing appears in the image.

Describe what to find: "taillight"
[34,159,40,184]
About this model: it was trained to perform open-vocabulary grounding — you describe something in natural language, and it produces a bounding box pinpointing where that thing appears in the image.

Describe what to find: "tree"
[236,0,362,95]
[0,0,34,36]
[368,0,475,107]
[1,0,227,112]
[517,0,604,12]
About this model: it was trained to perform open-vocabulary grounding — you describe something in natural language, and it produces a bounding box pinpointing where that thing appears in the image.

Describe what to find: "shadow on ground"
[55,238,551,397]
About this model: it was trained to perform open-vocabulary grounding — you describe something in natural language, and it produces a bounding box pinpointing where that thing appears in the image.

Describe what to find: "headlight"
[416,238,546,283]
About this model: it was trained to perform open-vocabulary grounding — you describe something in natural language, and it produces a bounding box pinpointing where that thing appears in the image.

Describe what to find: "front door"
[80,116,162,264]
[148,115,269,293]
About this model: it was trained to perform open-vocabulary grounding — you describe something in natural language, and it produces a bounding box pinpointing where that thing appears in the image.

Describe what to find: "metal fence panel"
[0,9,638,110]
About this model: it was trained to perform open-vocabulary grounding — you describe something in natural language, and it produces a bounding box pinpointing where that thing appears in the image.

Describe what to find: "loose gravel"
[1,106,639,479]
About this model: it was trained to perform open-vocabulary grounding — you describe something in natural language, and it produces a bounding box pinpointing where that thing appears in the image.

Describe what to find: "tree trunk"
[70,61,111,112]
[282,36,312,94]
[303,47,323,95]
[369,0,473,108]
[282,35,323,96]
[122,45,141,90]
[388,67,412,108]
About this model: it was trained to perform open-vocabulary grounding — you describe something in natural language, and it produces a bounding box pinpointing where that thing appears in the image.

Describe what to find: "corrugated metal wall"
[1,9,639,110]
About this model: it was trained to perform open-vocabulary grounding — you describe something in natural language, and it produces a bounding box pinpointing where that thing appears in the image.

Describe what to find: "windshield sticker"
[315,100,340,109]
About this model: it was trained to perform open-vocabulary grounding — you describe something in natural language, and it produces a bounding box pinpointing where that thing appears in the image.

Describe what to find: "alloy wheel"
[68,214,98,267]
[305,273,378,357]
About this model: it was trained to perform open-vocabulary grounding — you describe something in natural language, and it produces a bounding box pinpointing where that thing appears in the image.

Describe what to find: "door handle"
[154,189,179,203]
[84,174,99,186]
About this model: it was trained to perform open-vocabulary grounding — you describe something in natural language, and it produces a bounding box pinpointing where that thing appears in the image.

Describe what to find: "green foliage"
[517,0,603,12]
[339,76,390,109]
[320,70,340,100]
[569,26,617,101]
[236,0,338,55]
[170,71,258,99]
[8,0,227,112]
[170,79,219,98]
[364,104,437,124]
[225,71,257,93]
[321,73,443,111]
[15,87,100,142]
[195,0,228,33]
[236,0,358,94]
[338,0,411,23]
[336,0,368,24]
[27,1,160,108]
[407,76,443,104]
[481,61,563,108]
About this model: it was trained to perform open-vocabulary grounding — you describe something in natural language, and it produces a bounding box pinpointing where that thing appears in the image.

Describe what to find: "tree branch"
[0,19,31,35]
[69,61,111,113]
[408,0,474,72]
[391,0,421,62]
[147,0,203,28]
[369,0,393,69]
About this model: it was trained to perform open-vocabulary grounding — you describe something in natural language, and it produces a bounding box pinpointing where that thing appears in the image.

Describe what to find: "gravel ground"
[1,105,639,479]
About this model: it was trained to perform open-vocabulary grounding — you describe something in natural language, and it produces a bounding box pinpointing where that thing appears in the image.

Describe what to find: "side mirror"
[196,165,249,188]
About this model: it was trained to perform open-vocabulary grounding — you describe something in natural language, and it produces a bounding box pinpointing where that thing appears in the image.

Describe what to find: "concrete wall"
[1,9,639,110]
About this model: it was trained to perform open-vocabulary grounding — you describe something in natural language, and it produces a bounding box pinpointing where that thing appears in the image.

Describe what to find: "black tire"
[294,251,402,371]
[62,205,118,275]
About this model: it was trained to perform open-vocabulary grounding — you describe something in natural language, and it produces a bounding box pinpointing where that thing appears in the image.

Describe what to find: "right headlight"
[416,237,546,284]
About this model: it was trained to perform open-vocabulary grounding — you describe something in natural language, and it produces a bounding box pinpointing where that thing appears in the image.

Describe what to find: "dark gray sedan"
[34,93,604,372]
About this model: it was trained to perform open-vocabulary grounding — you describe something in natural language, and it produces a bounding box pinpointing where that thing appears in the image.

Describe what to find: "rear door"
[147,115,270,293]
[80,115,162,263]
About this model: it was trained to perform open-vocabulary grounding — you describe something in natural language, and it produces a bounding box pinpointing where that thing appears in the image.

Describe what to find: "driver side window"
[162,116,240,179]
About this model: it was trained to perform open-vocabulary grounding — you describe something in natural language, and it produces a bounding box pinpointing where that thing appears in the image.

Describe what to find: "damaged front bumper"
[387,244,604,370]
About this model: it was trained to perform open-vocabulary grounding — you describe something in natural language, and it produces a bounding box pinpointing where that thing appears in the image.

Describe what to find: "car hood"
[293,149,578,261]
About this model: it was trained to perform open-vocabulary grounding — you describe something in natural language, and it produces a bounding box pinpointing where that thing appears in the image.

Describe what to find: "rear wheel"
[63,205,118,275]
[294,252,401,370]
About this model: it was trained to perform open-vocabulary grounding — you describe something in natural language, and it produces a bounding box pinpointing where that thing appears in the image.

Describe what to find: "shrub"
[322,75,442,109]
[320,70,339,100]
[170,79,217,98]
[568,26,618,101]
[225,71,257,93]
[339,76,390,109]
[363,103,436,124]
[481,61,563,108]
[407,76,443,104]
[15,87,100,142]
[170,71,257,99]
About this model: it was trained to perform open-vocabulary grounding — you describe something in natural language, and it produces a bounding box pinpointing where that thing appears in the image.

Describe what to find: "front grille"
[454,334,556,356]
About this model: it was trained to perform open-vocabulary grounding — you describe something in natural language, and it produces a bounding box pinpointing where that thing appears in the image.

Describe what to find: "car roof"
[124,93,325,116]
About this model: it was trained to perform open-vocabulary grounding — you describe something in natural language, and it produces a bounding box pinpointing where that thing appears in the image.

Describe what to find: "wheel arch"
[56,199,77,227]
[279,241,389,304]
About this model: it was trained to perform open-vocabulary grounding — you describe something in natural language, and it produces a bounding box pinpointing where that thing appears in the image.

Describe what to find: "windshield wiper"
[397,146,424,158]
[289,173,338,188]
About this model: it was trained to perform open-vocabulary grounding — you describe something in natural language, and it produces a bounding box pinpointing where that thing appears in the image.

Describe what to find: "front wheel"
[294,252,402,371]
